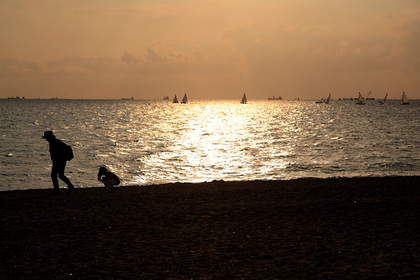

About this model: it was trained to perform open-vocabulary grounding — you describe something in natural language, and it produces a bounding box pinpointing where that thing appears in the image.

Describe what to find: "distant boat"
[316,93,331,104]
[365,91,374,100]
[356,92,365,105]
[173,95,179,103]
[326,93,331,104]
[163,96,169,100]
[400,91,410,105]
[241,93,247,104]
[181,93,188,104]
[378,93,388,104]
[268,96,283,100]
[121,97,134,100]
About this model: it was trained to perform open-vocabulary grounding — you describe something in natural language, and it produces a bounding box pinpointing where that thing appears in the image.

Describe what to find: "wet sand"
[1,176,420,279]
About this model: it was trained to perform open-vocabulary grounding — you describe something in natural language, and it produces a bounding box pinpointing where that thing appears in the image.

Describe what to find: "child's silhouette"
[98,166,120,192]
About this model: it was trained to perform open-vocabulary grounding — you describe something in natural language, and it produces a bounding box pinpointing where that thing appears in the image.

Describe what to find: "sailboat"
[317,93,331,104]
[173,94,179,103]
[356,92,365,105]
[366,91,374,100]
[378,93,388,104]
[181,93,188,104]
[400,91,410,105]
[241,93,247,104]
[325,92,331,104]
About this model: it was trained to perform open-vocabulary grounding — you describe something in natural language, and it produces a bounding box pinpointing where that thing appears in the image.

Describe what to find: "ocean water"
[1,99,419,191]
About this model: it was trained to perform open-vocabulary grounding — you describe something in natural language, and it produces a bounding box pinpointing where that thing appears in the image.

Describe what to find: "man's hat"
[42,131,55,139]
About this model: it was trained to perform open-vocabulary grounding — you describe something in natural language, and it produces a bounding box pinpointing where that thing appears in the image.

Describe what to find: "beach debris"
[5,153,13,157]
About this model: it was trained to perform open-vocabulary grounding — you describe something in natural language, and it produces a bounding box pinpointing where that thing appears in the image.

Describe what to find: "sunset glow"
[1,0,419,100]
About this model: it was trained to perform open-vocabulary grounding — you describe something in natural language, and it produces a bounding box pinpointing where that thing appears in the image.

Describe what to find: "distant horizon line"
[2,97,418,101]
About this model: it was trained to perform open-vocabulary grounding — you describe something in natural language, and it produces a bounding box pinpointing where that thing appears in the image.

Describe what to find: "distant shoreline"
[1,175,419,193]
[2,97,419,101]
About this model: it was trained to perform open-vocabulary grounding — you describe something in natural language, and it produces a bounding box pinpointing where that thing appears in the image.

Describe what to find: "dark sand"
[1,176,419,279]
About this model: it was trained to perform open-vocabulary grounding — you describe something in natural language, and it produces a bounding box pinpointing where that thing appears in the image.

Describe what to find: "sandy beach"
[1,176,419,279]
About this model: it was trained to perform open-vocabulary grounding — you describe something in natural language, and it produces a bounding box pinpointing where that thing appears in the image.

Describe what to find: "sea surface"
[1,99,419,191]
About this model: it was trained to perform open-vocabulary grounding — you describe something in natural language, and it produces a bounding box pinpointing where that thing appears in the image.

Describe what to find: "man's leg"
[51,164,60,193]
[55,161,74,191]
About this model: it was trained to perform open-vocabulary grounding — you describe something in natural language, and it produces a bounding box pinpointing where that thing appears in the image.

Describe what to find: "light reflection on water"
[1,99,419,190]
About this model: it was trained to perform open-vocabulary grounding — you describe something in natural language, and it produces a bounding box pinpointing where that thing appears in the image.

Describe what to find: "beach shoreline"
[1,176,419,279]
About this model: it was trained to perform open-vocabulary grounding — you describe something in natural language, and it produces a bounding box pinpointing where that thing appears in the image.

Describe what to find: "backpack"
[64,144,74,161]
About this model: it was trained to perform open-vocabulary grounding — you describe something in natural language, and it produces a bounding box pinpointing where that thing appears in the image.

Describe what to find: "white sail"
[356,92,365,105]
[401,91,409,105]
[173,95,179,103]
[181,93,188,104]
[241,93,247,104]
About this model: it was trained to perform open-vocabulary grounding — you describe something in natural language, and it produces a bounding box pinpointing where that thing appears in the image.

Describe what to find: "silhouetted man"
[43,131,74,194]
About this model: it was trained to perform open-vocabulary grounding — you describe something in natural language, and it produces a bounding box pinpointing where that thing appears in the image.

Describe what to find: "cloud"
[120,52,140,64]
[117,42,246,78]
[221,16,420,76]
[0,57,42,75]
[145,49,166,63]
[1,1,420,99]
[46,56,119,74]
[0,42,248,99]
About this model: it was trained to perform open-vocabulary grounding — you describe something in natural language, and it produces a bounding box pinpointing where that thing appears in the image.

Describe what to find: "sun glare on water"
[129,101,294,185]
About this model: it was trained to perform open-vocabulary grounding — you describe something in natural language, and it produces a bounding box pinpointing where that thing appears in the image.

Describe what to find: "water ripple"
[1,99,419,190]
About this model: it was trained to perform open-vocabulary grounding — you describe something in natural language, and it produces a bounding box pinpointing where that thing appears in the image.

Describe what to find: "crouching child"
[98,166,120,192]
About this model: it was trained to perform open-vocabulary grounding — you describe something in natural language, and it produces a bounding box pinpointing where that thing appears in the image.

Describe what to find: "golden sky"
[1,0,419,100]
